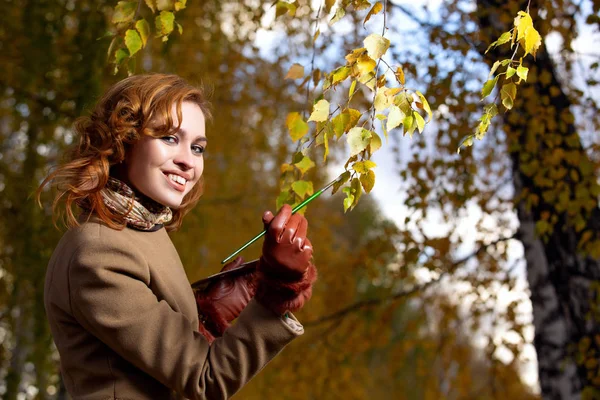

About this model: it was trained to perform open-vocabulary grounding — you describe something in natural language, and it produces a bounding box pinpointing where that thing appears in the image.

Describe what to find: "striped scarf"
[100,177,173,231]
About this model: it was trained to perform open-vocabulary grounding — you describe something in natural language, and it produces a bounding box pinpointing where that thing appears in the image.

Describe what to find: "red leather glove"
[194,257,258,339]
[255,204,317,315]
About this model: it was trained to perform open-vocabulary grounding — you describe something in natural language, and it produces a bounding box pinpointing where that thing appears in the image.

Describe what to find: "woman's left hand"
[194,257,258,336]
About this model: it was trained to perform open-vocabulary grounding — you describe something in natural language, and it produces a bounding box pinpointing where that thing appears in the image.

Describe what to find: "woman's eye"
[192,145,205,155]
[161,136,178,144]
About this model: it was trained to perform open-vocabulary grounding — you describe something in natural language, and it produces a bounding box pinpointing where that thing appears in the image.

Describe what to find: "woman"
[38,73,317,400]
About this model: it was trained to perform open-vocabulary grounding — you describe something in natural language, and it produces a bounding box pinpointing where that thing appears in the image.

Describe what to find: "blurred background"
[1,0,599,398]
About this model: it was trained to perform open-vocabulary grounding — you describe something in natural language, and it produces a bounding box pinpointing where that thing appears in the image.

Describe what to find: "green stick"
[221,176,342,264]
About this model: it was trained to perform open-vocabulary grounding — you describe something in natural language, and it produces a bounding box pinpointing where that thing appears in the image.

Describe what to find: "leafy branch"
[458,4,542,153]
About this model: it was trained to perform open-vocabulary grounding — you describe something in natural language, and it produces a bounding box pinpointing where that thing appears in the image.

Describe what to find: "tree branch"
[304,233,517,326]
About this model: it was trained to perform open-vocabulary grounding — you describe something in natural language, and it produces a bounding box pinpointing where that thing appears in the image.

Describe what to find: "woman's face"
[126,101,206,209]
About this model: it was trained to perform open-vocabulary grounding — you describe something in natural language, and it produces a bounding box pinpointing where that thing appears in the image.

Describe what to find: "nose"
[173,147,195,170]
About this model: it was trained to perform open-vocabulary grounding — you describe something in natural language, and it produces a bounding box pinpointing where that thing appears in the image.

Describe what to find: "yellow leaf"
[331,66,351,84]
[356,54,376,75]
[524,25,542,58]
[360,170,376,193]
[308,99,330,122]
[347,127,372,156]
[112,1,137,24]
[144,0,156,13]
[345,47,367,64]
[135,19,150,47]
[363,2,383,25]
[358,72,376,91]
[395,65,405,85]
[363,33,390,60]
[285,63,304,80]
[416,91,432,122]
[369,131,382,153]
[413,111,425,133]
[374,90,391,111]
[386,105,404,131]
[352,160,377,173]
[286,112,309,141]
[348,80,357,99]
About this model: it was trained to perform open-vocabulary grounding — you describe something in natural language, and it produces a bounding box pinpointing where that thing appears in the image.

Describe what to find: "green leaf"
[135,19,151,47]
[125,29,143,57]
[323,126,330,162]
[308,99,330,122]
[332,108,361,138]
[276,1,297,17]
[112,1,137,24]
[333,171,351,195]
[294,155,315,175]
[175,21,183,34]
[342,187,355,212]
[114,48,129,65]
[413,111,425,133]
[457,135,474,154]
[360,169,376,193]
[329,6,345,25]
[394,91,412,114]
[155,11,175,36]
[174,0,187,11]
[363,1,383,25]
[350,177,362,208]
[352,160,377,173]
[489,60,501,78]
[481,76,499,99]
[363,33,390,59]
[403,113,415,137]
[286,112,309,141]
[506,66,516,78]
[291,180,314,198]
[501,82,517,110]
[517,65,529,81]
[497,31,512,46]
[276,190,293,210]
[285,63,304,80]
[347,127,372,156]
[387,105,404,131]
[369,131,382,153]
[416,91,432,122]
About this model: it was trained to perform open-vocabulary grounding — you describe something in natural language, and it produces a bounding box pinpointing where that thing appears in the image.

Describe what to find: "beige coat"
[44,216,303,400]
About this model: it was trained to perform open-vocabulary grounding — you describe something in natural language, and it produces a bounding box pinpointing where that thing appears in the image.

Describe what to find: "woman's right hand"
[260,204,313,282]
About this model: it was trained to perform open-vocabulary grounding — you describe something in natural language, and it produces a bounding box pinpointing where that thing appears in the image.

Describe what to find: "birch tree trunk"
[476,1,600,398]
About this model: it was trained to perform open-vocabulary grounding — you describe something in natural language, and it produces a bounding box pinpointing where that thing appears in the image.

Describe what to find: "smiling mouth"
[164,173,187,192]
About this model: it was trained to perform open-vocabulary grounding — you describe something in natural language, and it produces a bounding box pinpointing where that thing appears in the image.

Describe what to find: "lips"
[163,172,186,193]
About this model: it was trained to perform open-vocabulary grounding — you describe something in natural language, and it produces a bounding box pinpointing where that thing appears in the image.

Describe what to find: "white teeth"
[168,174,186,185]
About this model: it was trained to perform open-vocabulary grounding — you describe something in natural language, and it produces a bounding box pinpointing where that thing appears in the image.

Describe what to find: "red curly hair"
[36,73,212,232]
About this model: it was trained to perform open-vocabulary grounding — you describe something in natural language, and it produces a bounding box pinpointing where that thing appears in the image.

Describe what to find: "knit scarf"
[100,177,173,231]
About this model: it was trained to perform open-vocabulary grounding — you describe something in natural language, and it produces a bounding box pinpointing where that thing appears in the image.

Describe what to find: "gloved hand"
[260,204,313,281]
[194,257,258,338]
[255,204,317,315]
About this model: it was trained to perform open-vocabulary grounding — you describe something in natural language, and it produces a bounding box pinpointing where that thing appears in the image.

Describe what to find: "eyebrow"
[177,128,207,144]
